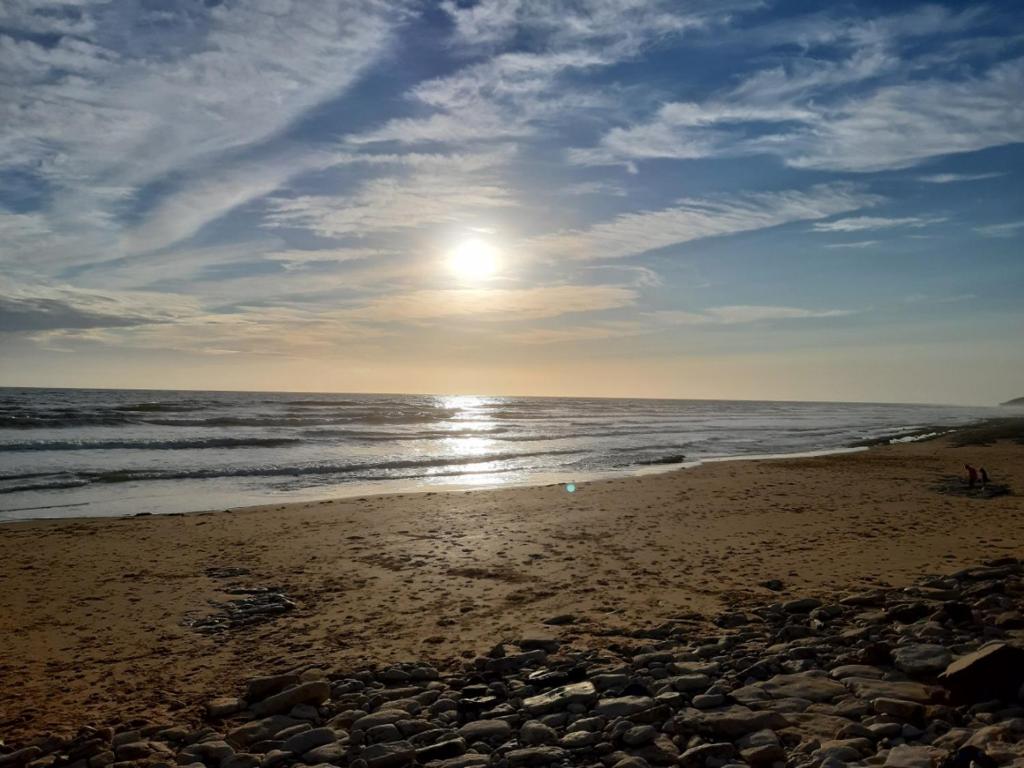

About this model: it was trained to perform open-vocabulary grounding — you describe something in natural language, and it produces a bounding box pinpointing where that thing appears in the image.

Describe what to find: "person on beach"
[965,464,978,489]
[980,467,989,489]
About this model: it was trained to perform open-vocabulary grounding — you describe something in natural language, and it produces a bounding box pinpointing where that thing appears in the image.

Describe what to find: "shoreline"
[2,417,1001,525]
[1,420,1022,741]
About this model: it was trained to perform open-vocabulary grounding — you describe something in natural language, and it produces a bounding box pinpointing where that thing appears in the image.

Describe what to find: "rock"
[938,643,1024,703]
[227,715,302,748]
[520,721,558,746]
[873,697,925,720]
[113,742,151,761]
[415,738,467,762]
[456,720,511,742]
[737,729,784,765]
[0,748,43,767]
[362,740,415,768]
[179,740,235,764]
[892,644,953,677]
[678,742,736,768]
[884,745,943,768]
[543,614,576,626]
[304,742,346,763]
[251,681,330,717]
[222,754,261,768]
[672,706,790,739]
[629,735,679,765]
[692,693,725,709]
[783,598,822,613]
[621,726,658,746]
[507,746,568,766]
[281,727,336,755]
[522,682,598,715]
[829,664,884,680]
[669,674,711,692]
[844,677,937,703]
[519,635,561,653]
[741,671,847,703]
[245,674,300,703]
[207,697,243,718]
[353,711,406,731]
[592,696,654,718]
[560,731,598,749]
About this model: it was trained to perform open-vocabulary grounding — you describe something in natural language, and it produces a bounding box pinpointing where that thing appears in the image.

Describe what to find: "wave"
[0,448,582,493]
[0,413,137,429]
[0,437,304,452]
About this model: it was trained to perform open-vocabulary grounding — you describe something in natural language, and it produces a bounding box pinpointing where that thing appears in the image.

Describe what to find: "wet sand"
[1,423,1022,740]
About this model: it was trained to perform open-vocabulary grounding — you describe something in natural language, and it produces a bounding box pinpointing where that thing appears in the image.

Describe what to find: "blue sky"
[1,0,1022,404]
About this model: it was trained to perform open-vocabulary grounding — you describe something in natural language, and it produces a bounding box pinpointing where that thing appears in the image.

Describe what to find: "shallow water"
[0,388,996,520]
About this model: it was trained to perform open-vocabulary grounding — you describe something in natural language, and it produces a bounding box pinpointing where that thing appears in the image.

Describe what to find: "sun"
[447,238,500,281]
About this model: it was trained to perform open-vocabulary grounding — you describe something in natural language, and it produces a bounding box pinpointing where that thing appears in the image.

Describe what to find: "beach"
[1,420,1022,744]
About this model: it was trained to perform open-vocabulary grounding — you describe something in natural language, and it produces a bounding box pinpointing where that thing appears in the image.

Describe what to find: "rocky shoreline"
[4,559,1023,768]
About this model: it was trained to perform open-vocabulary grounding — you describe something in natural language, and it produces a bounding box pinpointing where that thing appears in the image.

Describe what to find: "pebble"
[5,558,1024,768]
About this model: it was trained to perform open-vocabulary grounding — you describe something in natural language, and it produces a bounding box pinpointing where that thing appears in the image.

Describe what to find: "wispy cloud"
[812,216,946,233]
[975,220,1024,238]
[918,172,1007,184]
[654,305,856,326]
[824,240,880,249]
[528,184,880,261]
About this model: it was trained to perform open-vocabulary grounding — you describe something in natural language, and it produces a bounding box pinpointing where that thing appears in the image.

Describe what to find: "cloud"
[812,216,946,233]
[264,150,515,236]
[918,172,1007,184]
[653,305,856,326]
[1,1,414,263]
[975,220,1024,238]
[338,285,638,323]
[527,184,880,261]
[0,282,197,333]
[823,240,880,249]
[570,4,1024,174]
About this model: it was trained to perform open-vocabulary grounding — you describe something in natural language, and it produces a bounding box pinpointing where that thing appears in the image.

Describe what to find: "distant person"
[965,464,978,489]
[980,467,990,489]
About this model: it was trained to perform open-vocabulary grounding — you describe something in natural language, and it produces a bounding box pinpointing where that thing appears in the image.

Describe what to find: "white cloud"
[264,150,515,236]
[975,220,1024,238]
[652,305,856,326]
[338,285,638,323]
[918,172,1007,184]
[812,216,946,233]
[824,240,880,249]
[527,184,880,261]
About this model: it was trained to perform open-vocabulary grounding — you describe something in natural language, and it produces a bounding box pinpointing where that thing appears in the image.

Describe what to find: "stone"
[873,697,925,720]
[251,681,330,717]
[884,745,943,768]
[738,671,847,703]
[938,643,1024,703]
[415,738,467,762]
[281,727,336,754]
[670,674,711,692]
[844,677,937,703]
[679,742,736,768]
[737,729,784,765]
[519,635,561,653]
[891,644,953,677]
[507,746,568,766]
[560,731,598,749]
[222,755,261,768]
[362,740,415,768]
[672,706,790,739]
[829,664,885,680]
[304,742,346,763]
[783,598,822,613]
[522,682,598,715]
[113,742,151,761]
[456,720,511,742]
[227,715,302,748]
[692,694,725,709]
[621,726,658,746]
[245,674,300,703]
[179,740,235,764]
[629,736,679,765]
[207,697,243,718]
[520,721,558,746]
[593,696,654,718]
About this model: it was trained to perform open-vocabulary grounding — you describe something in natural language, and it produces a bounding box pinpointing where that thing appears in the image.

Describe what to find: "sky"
[1,0,1022,405]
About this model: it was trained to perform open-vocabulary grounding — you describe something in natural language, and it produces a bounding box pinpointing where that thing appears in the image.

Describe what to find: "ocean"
[0,388,995,520]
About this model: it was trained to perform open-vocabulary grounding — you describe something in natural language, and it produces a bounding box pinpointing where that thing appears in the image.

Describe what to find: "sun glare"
[447,238,500,281]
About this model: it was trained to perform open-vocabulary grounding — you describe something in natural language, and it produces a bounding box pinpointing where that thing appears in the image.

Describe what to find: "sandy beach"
[2,422,1022,742]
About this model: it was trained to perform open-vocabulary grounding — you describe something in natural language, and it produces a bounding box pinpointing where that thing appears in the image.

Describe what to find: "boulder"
[938,643,1024,703]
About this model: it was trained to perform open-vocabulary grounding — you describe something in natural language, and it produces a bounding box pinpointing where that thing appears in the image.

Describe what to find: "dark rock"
[938,643,1024,703]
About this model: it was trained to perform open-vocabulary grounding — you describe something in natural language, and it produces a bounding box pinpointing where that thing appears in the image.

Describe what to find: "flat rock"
[891,644,953,677]
[739,671,847,703]
[457,719,512,742]
[843,677,936,703]
[593,696,655,718]
[227,715,301,748]
[672,706,791,739]
[251,681,330,717]
[522,682,598,715]
[507,746,568,766]
[938,642,1024,703]
[884,745,944,768]
[362,740,415,768]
